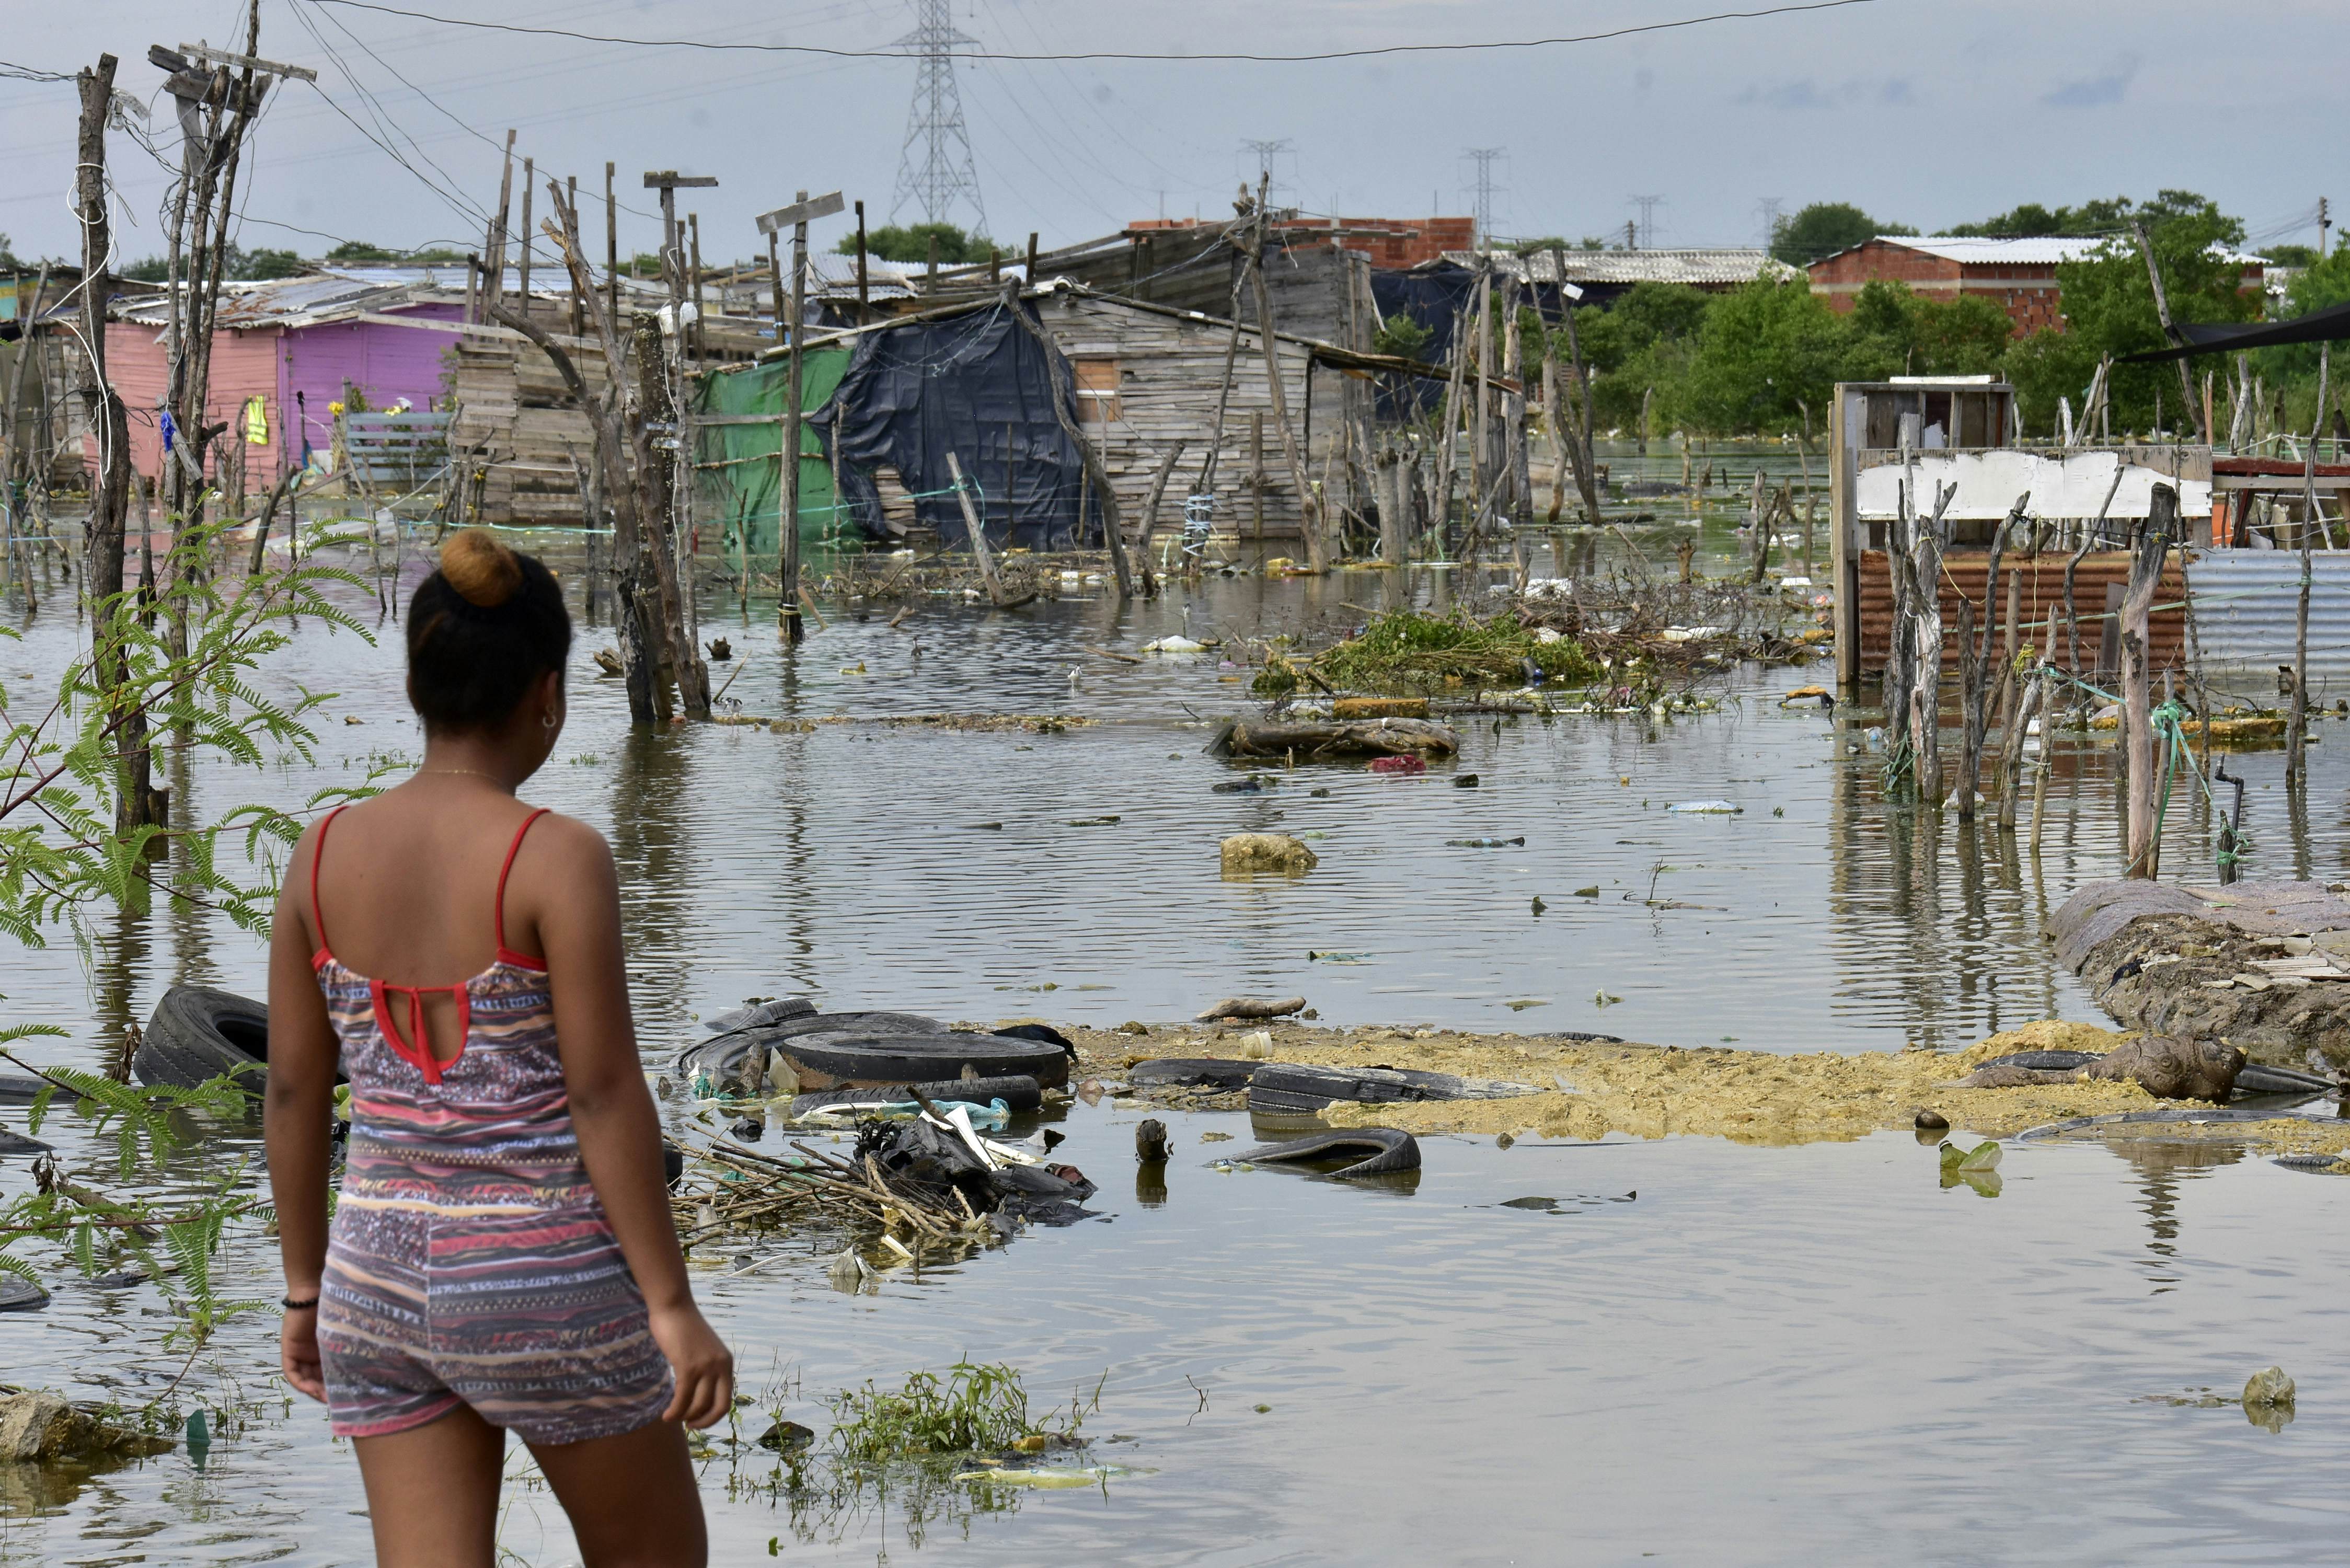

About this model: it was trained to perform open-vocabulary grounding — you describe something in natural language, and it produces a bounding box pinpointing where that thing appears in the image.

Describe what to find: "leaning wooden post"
[1003,280,1134,599]
[944,450,1005,604]
[1910,481,1954,808]
[1240,188,1323,572]
[604,162,618,328]
[2288,343,2330,781]
[2029,610,2056,852]
[752,190,835,640]
[2121,487,2176,875]
[2133,219,2208,445]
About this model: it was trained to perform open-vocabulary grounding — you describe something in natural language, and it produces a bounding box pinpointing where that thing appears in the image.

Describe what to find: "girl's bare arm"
[263,826,338,1401]
[529,814,733,1428]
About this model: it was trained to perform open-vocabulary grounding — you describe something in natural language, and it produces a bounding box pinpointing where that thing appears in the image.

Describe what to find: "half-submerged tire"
[135,986,269,1092]
[1129,1058,1258,1091]
[1248,1062,1537,1116]
[675,1011,954,1081]
[779,1032,1070,1091]
[1232,1127,1421,1179]
[1985,1049,2330,1098]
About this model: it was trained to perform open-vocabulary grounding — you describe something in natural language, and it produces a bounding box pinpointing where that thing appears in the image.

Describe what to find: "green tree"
[838,222,994,265]
[1945,197,2137,238]
[325,239,470,265]
[1372,311,1432,360]
[1678,277,1850,431]
[0,235,22,271]
[2003,191,2252,433]
[1564,282,1713,430]
[1846,280,2012,377]
[1769,202,1914,266]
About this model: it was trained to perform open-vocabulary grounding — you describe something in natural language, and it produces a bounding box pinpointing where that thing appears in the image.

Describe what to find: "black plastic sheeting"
[1368,263,1575,417]
[809,302,1092,549]
[2122,299,2350,364]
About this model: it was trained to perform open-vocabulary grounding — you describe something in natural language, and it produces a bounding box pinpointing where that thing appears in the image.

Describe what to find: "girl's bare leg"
[529,1417,706,1568]
[352,1404,507,1567]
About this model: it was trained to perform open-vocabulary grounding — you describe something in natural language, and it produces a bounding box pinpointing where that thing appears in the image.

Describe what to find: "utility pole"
[890,0,988,235]
[642,170,718,305]
[756,190,845,643]
[2321,196,2332,260]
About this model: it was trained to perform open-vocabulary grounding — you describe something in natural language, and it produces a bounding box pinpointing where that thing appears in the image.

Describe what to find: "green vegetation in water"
[1255,609,1600,696]
[826,1362,1076,1462]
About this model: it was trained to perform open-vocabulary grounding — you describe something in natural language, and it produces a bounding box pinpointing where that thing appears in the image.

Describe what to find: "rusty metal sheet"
[1856,550,2186,676]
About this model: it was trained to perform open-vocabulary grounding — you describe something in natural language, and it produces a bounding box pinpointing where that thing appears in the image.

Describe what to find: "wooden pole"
[2029,610,2055,853]
[604,162,618,327]
[1243,180,1323,572]
[2121,488,2175,874]
[1249,409,1265,549]
[855,200,869,317]
[945,449,1005,603]
[567,175,583,336]
[2133,218,2209,445]
[489,129,516,315]
[2288,343,2330,780]
[780,191,809,642]
[1024,232,1039,284]
[1134,439,1182,594]
[1003,280,1133,598]
[688,213,706,364]
[516,155,534,314]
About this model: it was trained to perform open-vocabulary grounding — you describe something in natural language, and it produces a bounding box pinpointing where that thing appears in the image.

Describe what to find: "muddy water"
[4,459,2350,1561]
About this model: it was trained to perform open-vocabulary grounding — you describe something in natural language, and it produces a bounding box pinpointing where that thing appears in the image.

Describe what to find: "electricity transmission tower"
[1238,138,1294,205]
[1628,194,1665,249]
[890,0,988,236]
[1463,147,1505,247]
[1755,196,1784,251]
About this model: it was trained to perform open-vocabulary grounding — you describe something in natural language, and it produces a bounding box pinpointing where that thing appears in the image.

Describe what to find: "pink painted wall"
[94,302,460,484]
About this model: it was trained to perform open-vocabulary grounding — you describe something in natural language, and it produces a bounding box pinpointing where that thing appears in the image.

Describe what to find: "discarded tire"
[0,1277,47,1312]
[779,1032,1070,1091]
[789,1076,1044,1117]
[135,985,270,1092]
[0,1077,44,1104]
[1248,1062,1538,1116]
[1984,1049,2330,1098]
[2273,1153,2350,1174]
[1232,1127,1421,1179]
[675,1010,954,1081]
[1129,1058,1258,1091]
[0,1126,50,1157]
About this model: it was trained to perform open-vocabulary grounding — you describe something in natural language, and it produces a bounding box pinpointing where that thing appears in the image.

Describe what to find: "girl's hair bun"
[439,527,523,608]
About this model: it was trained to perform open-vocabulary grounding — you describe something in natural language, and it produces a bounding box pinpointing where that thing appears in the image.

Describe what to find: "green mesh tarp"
[693,348,851,558]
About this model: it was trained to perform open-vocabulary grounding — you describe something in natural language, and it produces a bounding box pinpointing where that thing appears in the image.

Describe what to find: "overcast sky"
[3,0,2341,270]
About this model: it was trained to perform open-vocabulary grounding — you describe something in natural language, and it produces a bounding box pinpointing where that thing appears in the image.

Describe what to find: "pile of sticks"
[671,1131,980,1249]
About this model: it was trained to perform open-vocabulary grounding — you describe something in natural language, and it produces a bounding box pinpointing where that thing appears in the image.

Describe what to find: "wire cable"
[304,0,1888,63]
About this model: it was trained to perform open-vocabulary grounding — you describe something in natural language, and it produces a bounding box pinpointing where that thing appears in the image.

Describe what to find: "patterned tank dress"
[309,805,673,1444]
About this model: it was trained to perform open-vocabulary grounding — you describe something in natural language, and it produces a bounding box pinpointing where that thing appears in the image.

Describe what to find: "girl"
[266,529,732,1567]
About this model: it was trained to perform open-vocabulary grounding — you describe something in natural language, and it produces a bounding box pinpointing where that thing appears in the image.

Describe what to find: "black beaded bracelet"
[281,1295,319,1311]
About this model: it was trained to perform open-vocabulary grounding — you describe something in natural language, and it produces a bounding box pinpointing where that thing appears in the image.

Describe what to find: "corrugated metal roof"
[2187,552,2350,683]
[111,273,411,329]
[1448,248,1800,287]
[1843,236,2268,268]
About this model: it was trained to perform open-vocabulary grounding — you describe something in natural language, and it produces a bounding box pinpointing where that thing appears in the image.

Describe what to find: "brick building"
[1807,236,2267,337]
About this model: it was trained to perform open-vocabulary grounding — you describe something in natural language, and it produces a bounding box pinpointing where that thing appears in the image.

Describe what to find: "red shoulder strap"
[495,808,551,956]
[310,805,349,960]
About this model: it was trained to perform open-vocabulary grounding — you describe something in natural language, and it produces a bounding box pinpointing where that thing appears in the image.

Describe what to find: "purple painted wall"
[279,302,463,469]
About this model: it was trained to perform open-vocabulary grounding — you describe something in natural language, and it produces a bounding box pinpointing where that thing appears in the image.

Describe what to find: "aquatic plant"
[825,1362,1074,1461]
[1258,608,1599,696]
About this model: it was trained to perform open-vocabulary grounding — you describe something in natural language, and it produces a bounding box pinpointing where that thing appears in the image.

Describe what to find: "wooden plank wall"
[1037,292,1358,547]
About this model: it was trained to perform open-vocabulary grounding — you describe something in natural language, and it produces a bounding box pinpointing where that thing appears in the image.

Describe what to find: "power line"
[890,0,987,235]
[302,0,1890,63]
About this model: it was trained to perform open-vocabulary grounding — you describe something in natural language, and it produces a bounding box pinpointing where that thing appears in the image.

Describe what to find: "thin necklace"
[417,767,502,782]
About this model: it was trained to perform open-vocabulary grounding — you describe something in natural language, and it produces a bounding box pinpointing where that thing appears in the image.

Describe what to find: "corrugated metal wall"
[98,321,284,483]
[2185,552,2350,681]
[1856,549,2187,674]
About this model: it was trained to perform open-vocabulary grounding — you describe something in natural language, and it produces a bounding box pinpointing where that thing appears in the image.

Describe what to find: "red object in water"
[1367,755,1426,775]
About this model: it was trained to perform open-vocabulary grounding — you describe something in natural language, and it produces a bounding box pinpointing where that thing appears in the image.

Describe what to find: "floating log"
[1225,718,1458,758]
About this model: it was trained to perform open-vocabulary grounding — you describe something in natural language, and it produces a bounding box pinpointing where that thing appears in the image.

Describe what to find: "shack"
[102,272,462,500]
[1808,236,2268,338]
[1828,376,2207,683]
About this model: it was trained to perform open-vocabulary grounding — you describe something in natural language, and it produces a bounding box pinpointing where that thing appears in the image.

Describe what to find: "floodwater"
[4,444,2350,1563]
